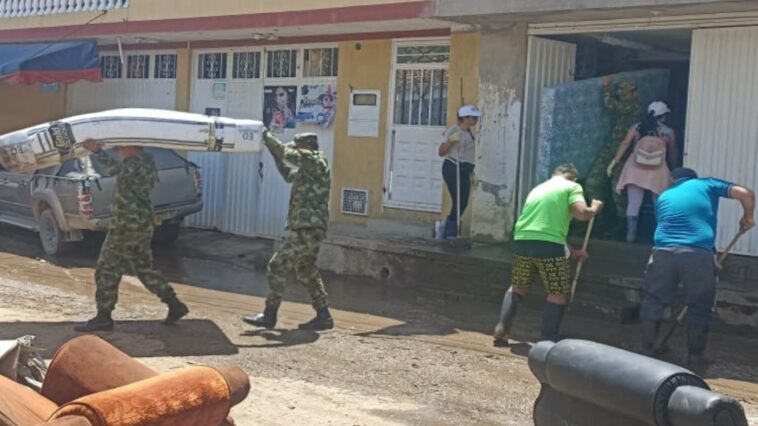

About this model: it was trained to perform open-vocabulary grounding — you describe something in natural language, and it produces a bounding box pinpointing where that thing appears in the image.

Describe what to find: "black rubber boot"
[540,302,566,342]
[74,310,114,332]
[242,305,278,329]
[641,320,662,355]
[686,325,714,372]
[298,307,334,331]
[493,291,523,347]
[163,297,189,325]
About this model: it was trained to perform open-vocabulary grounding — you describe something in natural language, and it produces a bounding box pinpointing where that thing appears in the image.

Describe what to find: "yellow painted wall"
[330,33,480,229]
[0,0,416,30]
[174,48,192,112]
[0,83,66,134]
[330,39,392,223]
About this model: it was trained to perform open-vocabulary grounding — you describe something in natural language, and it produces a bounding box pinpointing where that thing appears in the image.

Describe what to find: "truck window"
[91,148,188,177]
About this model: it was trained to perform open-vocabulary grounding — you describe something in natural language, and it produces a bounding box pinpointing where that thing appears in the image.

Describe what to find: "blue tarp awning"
[0,40,101,85]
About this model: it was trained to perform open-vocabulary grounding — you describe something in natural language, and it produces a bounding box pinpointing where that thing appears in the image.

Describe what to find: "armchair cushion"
[0,375,57,426]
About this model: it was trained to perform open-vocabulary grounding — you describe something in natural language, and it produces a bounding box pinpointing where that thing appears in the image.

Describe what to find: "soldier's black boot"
[242,306,278,329]
[493,291,523,347]
[74,310,114,332]
[163,297,189,325]
[298,307,334,331]
[540,302,566,342]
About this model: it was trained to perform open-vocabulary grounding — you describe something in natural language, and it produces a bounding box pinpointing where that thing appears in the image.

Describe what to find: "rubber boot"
[298,307,334,331]
[242,305,278,329]
[686,324,714,372]
[443,217,458,239]
[540,302,566,342]
[493,291,523,347]
[640,320,662,355]
[626,216,639,243]
[163,296,189,325]
[74,310,114,332]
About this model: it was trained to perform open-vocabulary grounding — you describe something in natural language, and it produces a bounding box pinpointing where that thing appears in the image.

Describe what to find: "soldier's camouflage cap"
[294,133,319,149]
[616,80,637,96]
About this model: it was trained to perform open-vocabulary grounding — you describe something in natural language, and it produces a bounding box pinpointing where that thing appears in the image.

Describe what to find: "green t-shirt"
[514,176,585,245]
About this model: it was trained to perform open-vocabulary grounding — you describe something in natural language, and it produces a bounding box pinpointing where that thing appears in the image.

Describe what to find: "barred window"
[154,54,177,79]
[303,48,338,77]
[266,49,297,78]
[198,53,228,79]
[232,52,261,79]
[100,56,122,79]
[127,55,151,79]
[393,69,448,126]
[396,45,450,64]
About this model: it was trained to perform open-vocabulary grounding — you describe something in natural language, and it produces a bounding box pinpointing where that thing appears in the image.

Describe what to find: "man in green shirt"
[493,164,603,346]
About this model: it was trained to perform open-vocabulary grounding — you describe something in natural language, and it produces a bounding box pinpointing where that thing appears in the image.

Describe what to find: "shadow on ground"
[0,319,238,358]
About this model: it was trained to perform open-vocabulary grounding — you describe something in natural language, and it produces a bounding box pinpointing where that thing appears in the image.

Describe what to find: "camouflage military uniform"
[585,80,641,220]
[263,133,331,310]
[93,150,177,312]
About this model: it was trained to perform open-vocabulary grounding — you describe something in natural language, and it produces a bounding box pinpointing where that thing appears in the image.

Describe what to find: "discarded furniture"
[529,339,748,426]
[0,335,249,426]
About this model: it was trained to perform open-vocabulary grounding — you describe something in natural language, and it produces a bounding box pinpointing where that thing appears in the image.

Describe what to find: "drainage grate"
[341,188,369,216]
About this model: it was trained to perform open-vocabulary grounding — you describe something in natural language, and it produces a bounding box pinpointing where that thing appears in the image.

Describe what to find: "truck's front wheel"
[39,209,70,256]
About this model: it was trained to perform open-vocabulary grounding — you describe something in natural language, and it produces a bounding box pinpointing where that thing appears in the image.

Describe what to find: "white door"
[67,51,178,114]
[686,26,758,256]
[384,42,450,212]
[518,37,576,211]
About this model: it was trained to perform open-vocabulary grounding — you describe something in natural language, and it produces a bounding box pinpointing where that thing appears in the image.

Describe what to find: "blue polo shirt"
[654,178,733,250]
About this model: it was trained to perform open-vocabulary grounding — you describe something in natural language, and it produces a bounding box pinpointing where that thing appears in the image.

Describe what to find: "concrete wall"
[433,0,754,19]
[0,83,66,134]
[0,0,420,30]
[470,24,528,242]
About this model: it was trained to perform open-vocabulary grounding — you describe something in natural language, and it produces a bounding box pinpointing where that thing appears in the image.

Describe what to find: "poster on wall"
[263,85,297,134]
[296,84,336,129]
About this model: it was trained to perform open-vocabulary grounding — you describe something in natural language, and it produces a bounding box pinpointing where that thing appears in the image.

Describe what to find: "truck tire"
[39,209,70,256]
[153,222,181,245]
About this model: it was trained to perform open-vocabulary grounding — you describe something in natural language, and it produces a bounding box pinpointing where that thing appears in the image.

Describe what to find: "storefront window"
[232,52,261,79]
[198,53,228,79]
[266,49,297,78]
[303,48,339,77]
[100,56,122,79]
[396,45,450,64]
[154,54,177,79]
[127,55,151,79]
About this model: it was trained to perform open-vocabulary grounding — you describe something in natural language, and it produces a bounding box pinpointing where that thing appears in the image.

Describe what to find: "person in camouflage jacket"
[75,140,189,332]
[584,76,641,235]
[243,131,334,331]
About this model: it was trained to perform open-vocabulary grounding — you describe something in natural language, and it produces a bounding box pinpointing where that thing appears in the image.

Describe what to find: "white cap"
[648,101,671,117]
[458,105,482,118]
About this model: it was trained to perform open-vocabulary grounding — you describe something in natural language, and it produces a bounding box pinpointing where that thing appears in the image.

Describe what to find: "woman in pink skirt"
[606,101,678,242]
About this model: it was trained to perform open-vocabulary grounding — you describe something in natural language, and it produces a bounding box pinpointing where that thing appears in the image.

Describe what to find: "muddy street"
[0,224,757,425]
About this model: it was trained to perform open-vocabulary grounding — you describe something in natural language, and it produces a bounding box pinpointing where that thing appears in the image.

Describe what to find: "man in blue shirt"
[641,168,755,368]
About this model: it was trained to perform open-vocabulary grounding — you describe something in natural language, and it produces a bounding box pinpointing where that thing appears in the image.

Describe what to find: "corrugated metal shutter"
[185,153,227,231]
[686,26,758,256]
[518,36,576,211]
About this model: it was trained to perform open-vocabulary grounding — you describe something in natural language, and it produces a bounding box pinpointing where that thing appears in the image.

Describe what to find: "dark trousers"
[639,247,718,327]
[442,159,474,237]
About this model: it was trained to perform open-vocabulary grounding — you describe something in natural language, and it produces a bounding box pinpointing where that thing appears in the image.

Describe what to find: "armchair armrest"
[48,366,249,426]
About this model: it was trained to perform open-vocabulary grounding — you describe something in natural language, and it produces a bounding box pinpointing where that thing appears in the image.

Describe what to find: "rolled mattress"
[0,108,264,173]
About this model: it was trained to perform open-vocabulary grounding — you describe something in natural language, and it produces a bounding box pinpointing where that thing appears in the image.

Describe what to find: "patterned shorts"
[511,255,570,295]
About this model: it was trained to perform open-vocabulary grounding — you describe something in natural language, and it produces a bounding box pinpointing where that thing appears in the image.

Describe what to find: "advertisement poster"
[263,85,297,134]
[296,84,336,129]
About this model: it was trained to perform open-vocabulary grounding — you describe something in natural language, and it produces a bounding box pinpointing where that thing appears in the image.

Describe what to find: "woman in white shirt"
[437,105,482,238]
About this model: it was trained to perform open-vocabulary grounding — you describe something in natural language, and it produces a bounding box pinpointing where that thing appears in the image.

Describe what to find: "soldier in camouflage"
[243,131,334,331]
[74,140,189,332]
[584,76,641,235]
